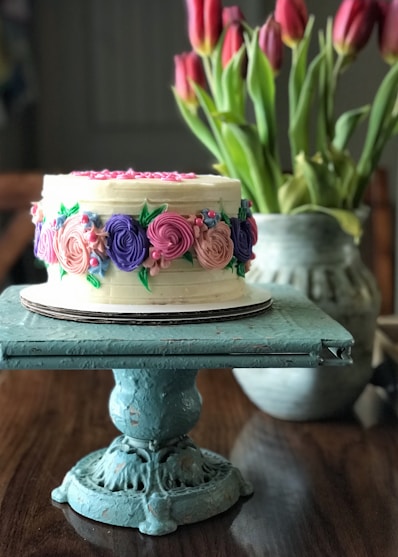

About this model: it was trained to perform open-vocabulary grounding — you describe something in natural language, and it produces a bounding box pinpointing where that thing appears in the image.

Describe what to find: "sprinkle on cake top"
[71,170,198,182]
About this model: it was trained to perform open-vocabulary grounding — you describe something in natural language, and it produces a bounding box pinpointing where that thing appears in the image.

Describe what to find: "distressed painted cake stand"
[0,284,353,536]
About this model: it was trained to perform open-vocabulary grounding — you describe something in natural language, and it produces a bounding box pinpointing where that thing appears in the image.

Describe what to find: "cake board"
[0,284,353,536]
[19,283,273,324]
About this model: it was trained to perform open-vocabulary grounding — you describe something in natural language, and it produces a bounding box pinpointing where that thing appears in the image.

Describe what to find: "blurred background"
[0,0,396,312]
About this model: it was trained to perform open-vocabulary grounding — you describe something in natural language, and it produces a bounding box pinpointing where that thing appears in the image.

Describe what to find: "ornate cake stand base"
[52,435,251,535]
[51,367,252,535]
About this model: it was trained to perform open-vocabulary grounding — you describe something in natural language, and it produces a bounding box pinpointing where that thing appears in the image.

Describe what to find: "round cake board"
[20,284,273,325]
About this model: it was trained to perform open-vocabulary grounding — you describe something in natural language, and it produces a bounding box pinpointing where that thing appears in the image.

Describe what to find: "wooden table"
[1,366,398,557]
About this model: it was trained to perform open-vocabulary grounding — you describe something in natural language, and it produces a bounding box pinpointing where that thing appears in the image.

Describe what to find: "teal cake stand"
[0,284,352,536]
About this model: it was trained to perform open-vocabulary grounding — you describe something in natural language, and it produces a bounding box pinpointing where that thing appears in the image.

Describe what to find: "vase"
[233,212,381,420]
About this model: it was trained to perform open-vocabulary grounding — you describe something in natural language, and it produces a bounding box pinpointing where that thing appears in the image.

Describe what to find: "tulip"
[185,0,223,56]
[259,15,283,74]
[274,0,308,48]
[332,0,378,57]
[221,21,245,68]
[222,5,245,27]
[174,52,206,106]
[378,0,398,64]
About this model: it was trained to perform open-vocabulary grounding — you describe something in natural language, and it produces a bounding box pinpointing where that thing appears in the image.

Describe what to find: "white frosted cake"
[29,170,258,307]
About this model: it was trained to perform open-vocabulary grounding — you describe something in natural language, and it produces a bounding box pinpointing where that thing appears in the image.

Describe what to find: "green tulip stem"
[202,55,215,100]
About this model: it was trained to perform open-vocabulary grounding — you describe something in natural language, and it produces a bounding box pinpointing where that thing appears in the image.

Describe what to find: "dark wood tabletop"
[1,367,398,557]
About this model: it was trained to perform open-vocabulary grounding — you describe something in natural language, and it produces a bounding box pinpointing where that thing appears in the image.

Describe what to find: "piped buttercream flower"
[142,247,172,277]
[105,214,149,271]
[85,226,108,258]
[35,222,58,264]
[88,252,110,278]
[201,208,221,228]
[230,217,253,263]
[31,203,44,224]
[146,212,195,260]
[247,216,258,246]
[53,214,91,274]
[194,221,234,270]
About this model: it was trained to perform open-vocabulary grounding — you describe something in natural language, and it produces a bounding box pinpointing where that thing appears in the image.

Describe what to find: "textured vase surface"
[233,212,381,420]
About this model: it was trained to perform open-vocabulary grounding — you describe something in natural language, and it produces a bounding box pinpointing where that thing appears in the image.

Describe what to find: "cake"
[29,170,258,307]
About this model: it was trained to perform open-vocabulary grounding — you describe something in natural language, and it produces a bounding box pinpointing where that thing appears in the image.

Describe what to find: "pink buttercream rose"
[36,223,58,264]
[194,221,234,270]
[146,212,195,260]
[53,214,90,274]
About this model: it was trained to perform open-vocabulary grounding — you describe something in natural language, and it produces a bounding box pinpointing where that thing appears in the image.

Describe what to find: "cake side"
[32,171,258,305]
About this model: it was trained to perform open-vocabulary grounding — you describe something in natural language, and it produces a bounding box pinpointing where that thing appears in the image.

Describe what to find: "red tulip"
[174,52,206,106]
[259,15,283,74]
[332,0,378,57]
[222,5,245,27]
[221,21,245,68]
[378,0,398,64]
[274,0,308,48]
[185,0,223,56]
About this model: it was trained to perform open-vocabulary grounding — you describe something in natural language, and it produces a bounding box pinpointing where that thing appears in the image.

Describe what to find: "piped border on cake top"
[31,199,258,291]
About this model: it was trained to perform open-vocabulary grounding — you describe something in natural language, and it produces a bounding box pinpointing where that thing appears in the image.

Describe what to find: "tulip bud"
[332,0,378,57]
[174,51,206,106]
[221,21,245,68]
[378,0,398,64]
[222,5,245,27]
[274,0,308,48]
[185,0,223,56]
[259,15,283,74]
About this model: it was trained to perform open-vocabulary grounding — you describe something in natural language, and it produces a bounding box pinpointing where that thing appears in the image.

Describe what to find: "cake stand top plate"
[0,284,353,371]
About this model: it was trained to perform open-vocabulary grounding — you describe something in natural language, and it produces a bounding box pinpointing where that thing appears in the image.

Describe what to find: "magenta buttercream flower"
[247,216,258,246]
[105,214,149,272]
[230,217,253,263]
[146,212,195,260]
[53,214,91,274]
[194,221,234,269]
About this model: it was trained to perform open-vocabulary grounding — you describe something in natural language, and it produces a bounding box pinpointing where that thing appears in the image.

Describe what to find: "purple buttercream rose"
[33,221,43,257]
[105,214,149,271]
[230,217,253,263]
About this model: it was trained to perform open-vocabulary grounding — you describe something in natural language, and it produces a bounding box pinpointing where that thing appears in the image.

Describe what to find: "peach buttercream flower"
[194,221,234,269]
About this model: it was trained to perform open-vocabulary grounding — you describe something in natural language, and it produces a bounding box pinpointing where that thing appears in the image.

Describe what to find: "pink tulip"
[185,0,223,56]
[222,5,245,27]
[259,15,283,74]
[221,22,245,68]
[332,0,379,56]
[274,0,308,47]
[174,52,206,105]
[378,0,398,64]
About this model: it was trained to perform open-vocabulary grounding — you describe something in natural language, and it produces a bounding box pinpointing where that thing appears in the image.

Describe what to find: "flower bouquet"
[173,0,398,239]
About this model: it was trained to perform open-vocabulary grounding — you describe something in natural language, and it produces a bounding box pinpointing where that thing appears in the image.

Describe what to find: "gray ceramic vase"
[233,212,381,420]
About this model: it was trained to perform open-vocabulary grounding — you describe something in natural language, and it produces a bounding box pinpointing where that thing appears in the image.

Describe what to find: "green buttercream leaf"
[225,257,236,271]
[60,202,80,218]
[60,266,67,279]
[183,251,194,264]
[237,262,246,278]
[238,206,247,221]
[86,274,101,289]
[138,203,150,227]
[138,267,151,291]
[221,210,231,225]
[139,203,168,227]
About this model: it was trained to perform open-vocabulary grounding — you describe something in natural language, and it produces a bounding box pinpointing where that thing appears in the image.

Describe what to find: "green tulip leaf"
[295,152,341,207]
[278,174,310,213]
[333,105,370,152]
[246,29,277,156]
[172,87,222,161]
[290,205,362,242]
[289,49,325,160]
[221,45,246,117]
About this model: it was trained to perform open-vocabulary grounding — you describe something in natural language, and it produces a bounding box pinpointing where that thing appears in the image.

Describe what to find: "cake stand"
[0,284,353,536]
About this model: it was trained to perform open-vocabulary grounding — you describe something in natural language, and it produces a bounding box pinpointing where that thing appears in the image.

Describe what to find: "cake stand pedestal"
[0,284,353,536]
